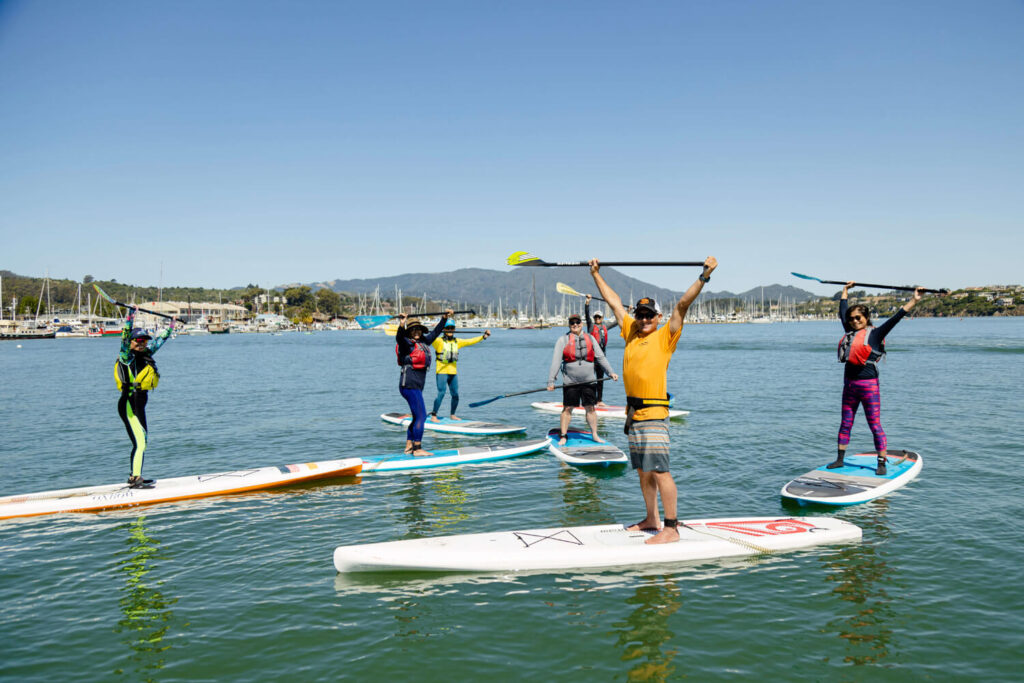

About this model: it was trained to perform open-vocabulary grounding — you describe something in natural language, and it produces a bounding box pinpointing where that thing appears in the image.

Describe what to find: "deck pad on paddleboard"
[0,458,363,520]
[546,428,628,467]
[380,412,526,435]
[781,450,922,506]
[333,516,861,573]
[531,402,689,419]
[360,439,548,473]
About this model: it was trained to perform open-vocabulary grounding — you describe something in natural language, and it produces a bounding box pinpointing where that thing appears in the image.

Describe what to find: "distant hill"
[296,269,819,308]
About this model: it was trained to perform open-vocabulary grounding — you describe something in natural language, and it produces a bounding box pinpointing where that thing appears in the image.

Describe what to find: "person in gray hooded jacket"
[547,313,618,445]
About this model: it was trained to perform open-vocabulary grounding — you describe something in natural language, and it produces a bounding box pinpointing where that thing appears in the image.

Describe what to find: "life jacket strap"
[624,395,671,434]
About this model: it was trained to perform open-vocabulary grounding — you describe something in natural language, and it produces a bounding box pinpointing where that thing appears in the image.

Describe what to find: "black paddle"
[509,251,705,267]
[469,377,614,408]
[393,309,476,318]
[791,272,949,295]
[93,284,188,323]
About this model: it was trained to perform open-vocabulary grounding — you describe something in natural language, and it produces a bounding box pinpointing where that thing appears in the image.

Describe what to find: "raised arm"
[589,259,627,324]
[668,257,717,335]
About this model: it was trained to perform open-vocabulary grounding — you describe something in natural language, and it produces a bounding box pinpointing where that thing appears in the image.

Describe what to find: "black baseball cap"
[634,297,662,315]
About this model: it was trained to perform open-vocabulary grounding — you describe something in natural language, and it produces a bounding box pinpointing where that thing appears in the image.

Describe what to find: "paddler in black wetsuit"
[116,307,174,488]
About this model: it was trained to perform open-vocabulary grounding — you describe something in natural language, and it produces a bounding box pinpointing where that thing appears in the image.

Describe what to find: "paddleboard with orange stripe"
[0,458,362,520]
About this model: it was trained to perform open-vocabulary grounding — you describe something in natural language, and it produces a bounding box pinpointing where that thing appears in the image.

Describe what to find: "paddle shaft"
[392,309,476,318]
[526,260,704,267]
[817,279,947,294]
[93,285,187,323]
[469,377,613,408]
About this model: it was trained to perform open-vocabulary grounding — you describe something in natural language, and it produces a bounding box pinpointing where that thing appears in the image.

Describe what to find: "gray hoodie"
[548,331,615,386]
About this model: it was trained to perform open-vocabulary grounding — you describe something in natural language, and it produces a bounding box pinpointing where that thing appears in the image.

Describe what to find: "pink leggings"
[838,378,887,451]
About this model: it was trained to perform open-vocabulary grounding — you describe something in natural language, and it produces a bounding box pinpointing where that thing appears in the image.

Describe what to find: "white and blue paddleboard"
[380,412,526,436]
[333,515,862,573]
[781,450,922,506]
[546,428,628,467]
[360,439,548,474]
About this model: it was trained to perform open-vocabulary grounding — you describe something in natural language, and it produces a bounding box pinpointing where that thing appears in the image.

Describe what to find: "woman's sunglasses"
[847,314,865,322]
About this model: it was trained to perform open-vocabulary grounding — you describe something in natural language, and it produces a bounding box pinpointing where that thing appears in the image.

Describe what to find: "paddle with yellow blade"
[555,282,607,303]
[508,251,706,268]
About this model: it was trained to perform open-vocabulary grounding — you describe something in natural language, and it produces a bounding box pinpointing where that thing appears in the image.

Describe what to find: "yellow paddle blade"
[506,251,542,266]
[556,282,583,297]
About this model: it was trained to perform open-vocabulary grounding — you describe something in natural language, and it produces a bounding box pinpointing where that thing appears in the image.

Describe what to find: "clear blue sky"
[1,1,1021,296]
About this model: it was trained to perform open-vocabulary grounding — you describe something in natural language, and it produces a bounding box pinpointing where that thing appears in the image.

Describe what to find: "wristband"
[699,274,711,283]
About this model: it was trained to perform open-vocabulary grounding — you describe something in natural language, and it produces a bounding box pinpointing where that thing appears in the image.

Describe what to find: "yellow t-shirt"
[431,334,485,375]
[619,313,681,421]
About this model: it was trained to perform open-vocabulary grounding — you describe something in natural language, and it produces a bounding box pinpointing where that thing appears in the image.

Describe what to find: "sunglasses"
[569,320,582,325]
[847,315,865,322]
[636,311,658,321]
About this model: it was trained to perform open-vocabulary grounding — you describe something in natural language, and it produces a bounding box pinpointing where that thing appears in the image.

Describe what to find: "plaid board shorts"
[627,419,671,472]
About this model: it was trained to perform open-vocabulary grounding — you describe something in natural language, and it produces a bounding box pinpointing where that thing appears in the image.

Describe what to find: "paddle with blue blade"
[509,251,705,267]
[469,377,613,408]
[791,272,949,294]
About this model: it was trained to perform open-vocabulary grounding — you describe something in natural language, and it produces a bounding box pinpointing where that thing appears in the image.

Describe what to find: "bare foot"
[591,433,605,443]
[428,415,440,423]
[412,449,434,457]
[449,415,463,421]
[626,519,661,532]
[645,526,681,544]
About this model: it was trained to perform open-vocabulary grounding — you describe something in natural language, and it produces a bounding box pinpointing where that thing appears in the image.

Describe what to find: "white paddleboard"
[546,428,628,467]
[380,412,526,436]
[0,458,363,520]
[334,516,861,573]
[531,401,689,419]
[360,439,548,473]
[781,450,922,506]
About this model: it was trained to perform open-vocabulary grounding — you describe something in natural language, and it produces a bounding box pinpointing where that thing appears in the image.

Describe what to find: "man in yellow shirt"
[430,320,491,421]
[590,255,718,544]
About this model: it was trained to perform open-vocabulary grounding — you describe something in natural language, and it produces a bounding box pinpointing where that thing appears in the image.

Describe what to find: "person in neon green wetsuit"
[116,308,174,488]
[429,320,490,422]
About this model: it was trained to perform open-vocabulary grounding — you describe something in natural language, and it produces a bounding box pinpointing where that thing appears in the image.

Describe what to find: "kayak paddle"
[93,284,188,323]
[508,251,705,267]
[555,282,607,303]
[469,377,613,409]
[791,273,949,295]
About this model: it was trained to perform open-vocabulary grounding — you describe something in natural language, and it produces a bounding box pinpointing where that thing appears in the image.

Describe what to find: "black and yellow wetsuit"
[116,310,171,483]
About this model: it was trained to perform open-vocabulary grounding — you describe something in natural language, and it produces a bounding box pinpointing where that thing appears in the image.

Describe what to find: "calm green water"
[1,319,1022,681]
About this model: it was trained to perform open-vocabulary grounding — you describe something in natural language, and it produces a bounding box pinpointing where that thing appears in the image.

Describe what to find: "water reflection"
[611,576,684,681]
[822,501,899,665]
[112,516,179,680]
[556,466,611,526]
[397,470,470,538]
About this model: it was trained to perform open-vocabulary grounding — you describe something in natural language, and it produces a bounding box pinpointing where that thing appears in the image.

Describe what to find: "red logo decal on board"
[698,519,815,537]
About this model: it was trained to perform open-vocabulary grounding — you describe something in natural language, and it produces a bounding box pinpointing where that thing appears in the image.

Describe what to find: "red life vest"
[837,327,885,366]
[592,323,608,348]
[396,340,430,369]
[563,332,595,362]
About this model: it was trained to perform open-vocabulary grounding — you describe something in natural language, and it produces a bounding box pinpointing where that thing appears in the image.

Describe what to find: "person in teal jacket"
[116,307,174,488]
